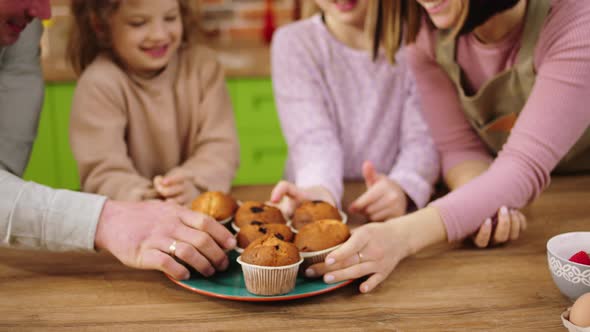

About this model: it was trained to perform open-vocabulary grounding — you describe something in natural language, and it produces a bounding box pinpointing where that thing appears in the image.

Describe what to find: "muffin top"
[240,234,300,266]
[292,200,341,230]
[234,201,287,228]
[191,191,237,221]
[294,219,350,252]
[237,222,294,249]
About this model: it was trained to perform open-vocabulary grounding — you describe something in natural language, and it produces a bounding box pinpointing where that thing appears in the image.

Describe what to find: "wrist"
[387,206,448,256]
[94,200,119,251]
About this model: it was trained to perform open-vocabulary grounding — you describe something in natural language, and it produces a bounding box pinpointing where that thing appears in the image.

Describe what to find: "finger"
[349,186,382,214]
[493,206,511,244]
[306,253,360,277]
[364,191,395,216]
[324,260,379,284]
[174,228,228,271]
[177,208,236,250]
[473,218,492,248]
[509,209,521,241]
[140,249,189,280]
[362,160,379,188]
[153,176,164,192]
[158,183,186,198]
[360,272,387,293]
[277,196,297,219]
[324,231,367,267]
[162,172,189,186]
[173,241,221,277]
[270,181,307,203]
[516,211,528,231]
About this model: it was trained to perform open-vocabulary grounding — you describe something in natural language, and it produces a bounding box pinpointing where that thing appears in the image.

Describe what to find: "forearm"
[444,159,491,190]
[0,170,106,251]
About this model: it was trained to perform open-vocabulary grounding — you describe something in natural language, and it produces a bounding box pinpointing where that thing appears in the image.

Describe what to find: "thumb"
[362,160,379,187]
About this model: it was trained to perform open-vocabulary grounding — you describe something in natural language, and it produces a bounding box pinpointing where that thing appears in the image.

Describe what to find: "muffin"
[291,200,341,230]
[234,201,287,229]
[191,191,238,223]
[237,235,303,295]
[294,219,350,269]
[236,222,294,251]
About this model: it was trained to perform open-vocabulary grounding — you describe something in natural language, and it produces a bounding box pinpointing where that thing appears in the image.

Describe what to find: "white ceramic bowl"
[547,232,590,301]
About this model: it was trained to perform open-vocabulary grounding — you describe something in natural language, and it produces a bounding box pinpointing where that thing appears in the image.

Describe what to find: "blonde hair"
[67,0,200,75]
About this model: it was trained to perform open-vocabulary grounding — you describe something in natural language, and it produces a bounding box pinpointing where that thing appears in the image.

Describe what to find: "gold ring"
[168,240,177,257]
[358,252,364,263]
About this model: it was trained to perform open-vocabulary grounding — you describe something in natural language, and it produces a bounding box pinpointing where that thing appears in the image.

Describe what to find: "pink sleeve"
[271,28,344,202]
[413,9,590,241]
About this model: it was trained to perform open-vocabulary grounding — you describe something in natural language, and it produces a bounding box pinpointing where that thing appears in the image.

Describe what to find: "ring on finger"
[168,240,178,257]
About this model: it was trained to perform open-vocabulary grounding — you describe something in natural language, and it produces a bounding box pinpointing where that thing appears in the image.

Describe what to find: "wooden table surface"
[1,176,589,331]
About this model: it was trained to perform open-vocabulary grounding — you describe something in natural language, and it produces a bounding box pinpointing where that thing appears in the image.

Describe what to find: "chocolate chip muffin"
[190,191,238,221]
[291,200,341,230]
[237,222,294,250]
[240,234,300,267]
[294,219,350,252]
[234,201,287,228]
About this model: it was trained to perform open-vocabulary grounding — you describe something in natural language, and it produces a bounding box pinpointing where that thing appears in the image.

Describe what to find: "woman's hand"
[349,161,408,221]
[306,221,411,293]
[306,207,448,293]
[472,206,527,248]
[153,168,199,206]
[269,181,336,218]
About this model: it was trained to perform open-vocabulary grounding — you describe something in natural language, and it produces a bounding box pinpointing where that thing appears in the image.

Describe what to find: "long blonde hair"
[67,0,200,75]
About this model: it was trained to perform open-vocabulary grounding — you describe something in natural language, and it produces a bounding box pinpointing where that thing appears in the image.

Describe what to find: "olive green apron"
[435,0,590,173]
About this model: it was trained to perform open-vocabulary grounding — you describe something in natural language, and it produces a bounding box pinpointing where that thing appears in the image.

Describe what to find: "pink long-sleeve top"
[407,0,590,241]
[271,15,440,208]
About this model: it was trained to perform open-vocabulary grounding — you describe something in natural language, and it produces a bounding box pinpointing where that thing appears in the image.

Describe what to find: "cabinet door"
[229,78,283,135]
[51,83,80,190]
[23,83,80,190]
[233,133,287,185]
[228,78,287,185]
[23,86,60,187]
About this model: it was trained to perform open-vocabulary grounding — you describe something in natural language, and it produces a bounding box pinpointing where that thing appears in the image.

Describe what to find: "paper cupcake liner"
[562,308,590,332]
[291,210,348,234]
[218,215,233,225]
[300,244,343,270]
[236,256,303,296]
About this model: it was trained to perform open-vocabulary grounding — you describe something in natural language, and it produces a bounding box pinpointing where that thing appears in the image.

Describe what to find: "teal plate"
[167,251,354,302]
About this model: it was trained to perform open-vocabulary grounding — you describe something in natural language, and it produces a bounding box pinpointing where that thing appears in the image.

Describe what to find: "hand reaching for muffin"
[153,168,200,206]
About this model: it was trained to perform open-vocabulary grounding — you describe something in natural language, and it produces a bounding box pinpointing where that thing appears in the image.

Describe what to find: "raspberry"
[569,251,590,265]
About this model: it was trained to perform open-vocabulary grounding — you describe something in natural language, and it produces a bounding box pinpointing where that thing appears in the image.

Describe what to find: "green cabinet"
[23,83,79,190]
[23,78,287,189]
[228,78,287,185]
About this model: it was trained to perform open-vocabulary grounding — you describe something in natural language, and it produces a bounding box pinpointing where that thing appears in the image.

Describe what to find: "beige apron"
[435,0,590,173]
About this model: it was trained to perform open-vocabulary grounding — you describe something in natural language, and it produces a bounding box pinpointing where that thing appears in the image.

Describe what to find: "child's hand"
[270,181,336,218]
[153,169,200,207]
[349,161,408,221]
[472,206,527,248]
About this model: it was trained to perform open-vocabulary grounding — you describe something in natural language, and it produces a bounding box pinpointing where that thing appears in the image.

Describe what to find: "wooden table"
[1,177,589,331]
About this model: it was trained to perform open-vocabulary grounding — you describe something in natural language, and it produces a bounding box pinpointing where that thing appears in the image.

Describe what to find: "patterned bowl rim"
[547,232,590,268]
